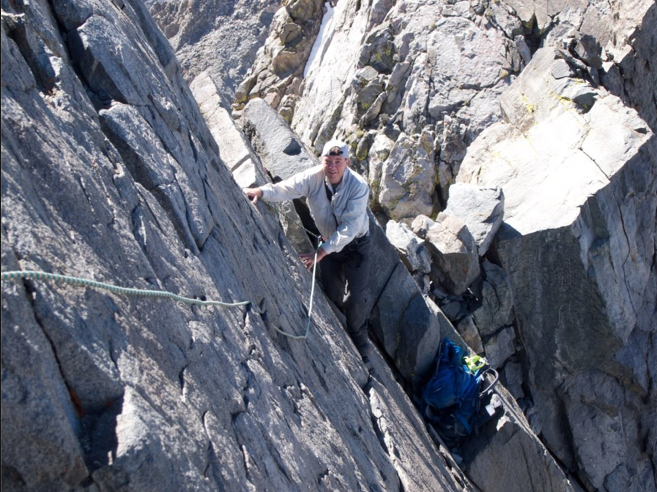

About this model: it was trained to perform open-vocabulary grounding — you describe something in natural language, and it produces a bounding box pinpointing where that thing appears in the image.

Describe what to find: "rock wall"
[457,46,656,491]
[147,0,280,97]
[1,1,475,490]
[198,86,580,490]
[4,0,654,491]
[214,1,655,490]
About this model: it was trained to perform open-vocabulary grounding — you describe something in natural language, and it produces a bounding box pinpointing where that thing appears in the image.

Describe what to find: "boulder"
[379,132,437,221]
[367,132,395,199]
[412,214,481,296]
[386,220,432,274]
[444,184,505,257]
[241,98,316,180]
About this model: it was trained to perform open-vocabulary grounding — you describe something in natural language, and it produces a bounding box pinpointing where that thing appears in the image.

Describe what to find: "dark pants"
[321,234,372,355]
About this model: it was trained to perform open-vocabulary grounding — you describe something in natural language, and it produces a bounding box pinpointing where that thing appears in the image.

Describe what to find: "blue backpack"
[421,338,498,446]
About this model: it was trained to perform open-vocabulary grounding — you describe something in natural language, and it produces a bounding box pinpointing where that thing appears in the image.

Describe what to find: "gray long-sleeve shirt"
[260,165,370,254]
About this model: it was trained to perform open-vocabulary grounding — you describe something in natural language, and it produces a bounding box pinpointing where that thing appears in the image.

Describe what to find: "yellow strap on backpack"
[464,355,486,372]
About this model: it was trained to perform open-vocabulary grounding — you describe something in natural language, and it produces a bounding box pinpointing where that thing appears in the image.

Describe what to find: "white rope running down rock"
[272,245,320,340]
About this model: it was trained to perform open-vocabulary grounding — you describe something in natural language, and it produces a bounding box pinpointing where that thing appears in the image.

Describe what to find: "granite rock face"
[5,0,655,491]
[458,46,656,491]
[444,184,504,257]
[147,0,281,98]
[231,96,578,491]
[0,2,475,491]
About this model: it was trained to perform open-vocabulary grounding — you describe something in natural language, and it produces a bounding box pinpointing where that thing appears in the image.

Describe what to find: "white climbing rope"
[272,245,320,340]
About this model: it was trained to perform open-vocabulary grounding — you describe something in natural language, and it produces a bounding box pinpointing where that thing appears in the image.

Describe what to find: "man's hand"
[243,187,263,204]
[299,247,327,271]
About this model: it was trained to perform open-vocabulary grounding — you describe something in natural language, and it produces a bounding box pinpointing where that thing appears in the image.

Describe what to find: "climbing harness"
[1,270,251,308]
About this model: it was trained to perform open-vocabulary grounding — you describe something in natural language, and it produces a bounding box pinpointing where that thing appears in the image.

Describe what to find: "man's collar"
[324,176,343,192]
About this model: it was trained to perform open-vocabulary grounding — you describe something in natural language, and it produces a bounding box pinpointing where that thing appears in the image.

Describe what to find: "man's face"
[323,155,349,185]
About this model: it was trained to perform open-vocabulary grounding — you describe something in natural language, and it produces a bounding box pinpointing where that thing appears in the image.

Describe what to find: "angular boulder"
[386,220,432,274]
[444,183,505,257]
[412,214,481,296]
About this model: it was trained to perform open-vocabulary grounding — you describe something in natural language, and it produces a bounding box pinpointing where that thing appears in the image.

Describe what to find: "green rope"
[1,270,250,308]
[2,262,322,341]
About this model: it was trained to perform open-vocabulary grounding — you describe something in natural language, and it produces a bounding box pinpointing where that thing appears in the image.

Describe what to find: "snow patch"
[304,2,336,78]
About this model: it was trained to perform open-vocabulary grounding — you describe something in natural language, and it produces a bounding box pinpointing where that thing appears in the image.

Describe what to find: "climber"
[243,139,373,361]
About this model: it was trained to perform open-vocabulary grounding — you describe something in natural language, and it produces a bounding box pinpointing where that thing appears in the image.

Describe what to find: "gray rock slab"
[471,260,514,338]
[423,213,481,296]
[189,73,312,254]
[242,98,317,180]
[0,2,480,491]
[463,391,580,492]
[444,183,505,257]
[366,346,478,492]
[458,45,657,488]
[386,220,432,274]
